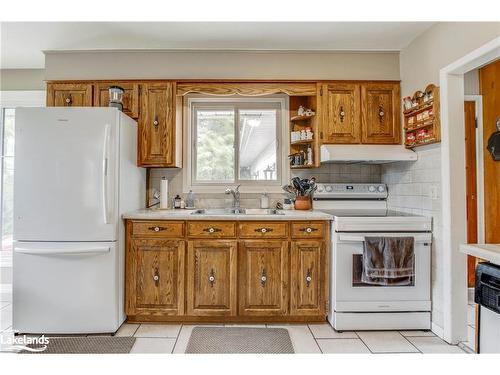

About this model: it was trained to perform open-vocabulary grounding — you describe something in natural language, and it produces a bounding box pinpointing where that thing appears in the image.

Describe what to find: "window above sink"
[183,96,290,193]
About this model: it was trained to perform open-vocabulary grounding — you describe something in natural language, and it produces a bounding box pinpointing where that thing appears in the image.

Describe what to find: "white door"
[14,108,118,241]
[332,232,432,311]
[13,241,121,334]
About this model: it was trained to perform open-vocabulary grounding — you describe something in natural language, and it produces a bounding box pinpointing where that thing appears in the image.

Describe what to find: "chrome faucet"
[225,185,241,209]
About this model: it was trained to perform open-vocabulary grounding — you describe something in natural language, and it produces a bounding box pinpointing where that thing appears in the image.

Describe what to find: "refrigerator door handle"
[102,124,111,224]
[15,247,111,256]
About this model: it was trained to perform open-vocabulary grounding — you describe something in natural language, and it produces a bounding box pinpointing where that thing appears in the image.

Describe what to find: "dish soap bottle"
[186,190,195,209]
[173,195,182,209]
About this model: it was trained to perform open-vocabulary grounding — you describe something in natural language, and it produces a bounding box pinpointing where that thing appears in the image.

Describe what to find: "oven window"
[352,255,415,287]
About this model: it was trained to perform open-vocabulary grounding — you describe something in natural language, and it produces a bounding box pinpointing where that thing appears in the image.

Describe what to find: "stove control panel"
[314,183,388,199]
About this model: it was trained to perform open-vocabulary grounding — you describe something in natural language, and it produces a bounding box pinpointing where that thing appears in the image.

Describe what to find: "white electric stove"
[313,183,432,331]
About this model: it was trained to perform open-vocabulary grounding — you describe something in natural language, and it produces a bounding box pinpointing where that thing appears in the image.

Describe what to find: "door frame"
[439,36,499,344]
[464,95,485,245]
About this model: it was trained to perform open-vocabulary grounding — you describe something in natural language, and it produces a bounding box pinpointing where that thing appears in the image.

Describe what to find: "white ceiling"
[0,22,434,69]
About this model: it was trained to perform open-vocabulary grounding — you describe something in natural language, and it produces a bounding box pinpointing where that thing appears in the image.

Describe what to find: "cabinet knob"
[378,105,385,121]
[153,115,159,128]
[208,269,215,287]
[305,269,312,287]
[299,227,318,233]
[203,227,221,234]
[339,106,345,122]
[153,269,160,286]
[65,97,72,104]
[148,226,165,232]
[254,227,273,233]
[260,269,267,287]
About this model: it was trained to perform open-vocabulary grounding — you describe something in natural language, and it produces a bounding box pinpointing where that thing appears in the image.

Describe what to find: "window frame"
[183,95,290,193]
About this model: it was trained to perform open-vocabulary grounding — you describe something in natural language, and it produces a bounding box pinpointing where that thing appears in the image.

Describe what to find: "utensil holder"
[294,196,312,210]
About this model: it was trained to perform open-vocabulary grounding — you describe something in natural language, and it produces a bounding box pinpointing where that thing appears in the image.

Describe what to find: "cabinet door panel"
[290,240,324,315]
[47,83,93,107]
[94,82,140,118]
[361,83,401,144]
[187,240,237,316]
[138,82,175,166]
[129,238,185,316]
[322,83,361,144]
[239,240,289,316]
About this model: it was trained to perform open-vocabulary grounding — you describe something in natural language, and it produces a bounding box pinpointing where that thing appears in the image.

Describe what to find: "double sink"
[191,208,284,216]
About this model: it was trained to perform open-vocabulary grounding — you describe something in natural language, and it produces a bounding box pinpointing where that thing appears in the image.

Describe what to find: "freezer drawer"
[13,241,123,334]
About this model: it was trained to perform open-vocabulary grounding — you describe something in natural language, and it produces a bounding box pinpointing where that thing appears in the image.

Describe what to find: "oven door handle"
[337,234,430,244]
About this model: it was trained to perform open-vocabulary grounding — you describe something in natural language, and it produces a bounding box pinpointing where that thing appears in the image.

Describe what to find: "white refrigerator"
[13,107,145,334]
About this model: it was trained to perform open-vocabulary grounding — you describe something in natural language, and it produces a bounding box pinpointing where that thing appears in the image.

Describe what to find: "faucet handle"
[235,184,241,193]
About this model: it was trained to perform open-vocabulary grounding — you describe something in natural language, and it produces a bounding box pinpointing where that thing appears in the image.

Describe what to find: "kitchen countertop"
[123,208,333,221]
[460,243,500,266]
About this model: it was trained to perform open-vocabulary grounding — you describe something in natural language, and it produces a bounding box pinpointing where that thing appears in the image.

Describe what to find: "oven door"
[332,231,431,312]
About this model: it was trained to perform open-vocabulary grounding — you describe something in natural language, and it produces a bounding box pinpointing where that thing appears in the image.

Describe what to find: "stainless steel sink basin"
[190,208,284,216]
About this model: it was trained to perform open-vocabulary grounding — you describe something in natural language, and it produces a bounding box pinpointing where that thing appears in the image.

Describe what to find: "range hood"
[320,144,417,164]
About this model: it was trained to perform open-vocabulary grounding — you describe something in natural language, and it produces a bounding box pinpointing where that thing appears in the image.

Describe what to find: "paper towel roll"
[160,177,169,209]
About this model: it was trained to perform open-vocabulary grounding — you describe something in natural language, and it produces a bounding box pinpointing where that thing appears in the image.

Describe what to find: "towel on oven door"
[361,237,415,286]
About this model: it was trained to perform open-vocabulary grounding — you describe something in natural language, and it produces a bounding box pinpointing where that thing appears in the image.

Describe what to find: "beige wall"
[44,50,400,80]
[400,22,499,97]
[388,21,500,335]
[0,69,45,90]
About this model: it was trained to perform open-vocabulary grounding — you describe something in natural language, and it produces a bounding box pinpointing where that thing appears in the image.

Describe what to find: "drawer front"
[238,222,288,238]
[131,221,185,238]
[187,222,236,238]
[291,222,325,239]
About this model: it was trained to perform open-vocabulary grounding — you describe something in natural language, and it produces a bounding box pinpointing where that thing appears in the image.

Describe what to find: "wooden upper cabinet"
[290,240,324,316]
[361,82,401,144]
[93,82,140,119]
[138,82,176,167]
[46,83,93,107]
[127,238,185,316]
[238,240,289,316]
[321,83,361,144]
[187,240,237,316]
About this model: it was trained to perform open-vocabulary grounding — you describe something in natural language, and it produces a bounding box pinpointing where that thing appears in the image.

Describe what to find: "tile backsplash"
[148,163,381,209]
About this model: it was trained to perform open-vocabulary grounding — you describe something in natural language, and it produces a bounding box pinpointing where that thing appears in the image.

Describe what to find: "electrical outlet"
[430,185,439,200]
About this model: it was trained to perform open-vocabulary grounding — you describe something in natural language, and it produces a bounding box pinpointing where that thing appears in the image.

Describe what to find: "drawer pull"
[208,269,215,287]
[203,227,221,234]
[260,269,267,287]
[299,227,318,233]
[255,227,273,233]
[148,226,166,232]
[305,269,312,287]
[153,269,160,286]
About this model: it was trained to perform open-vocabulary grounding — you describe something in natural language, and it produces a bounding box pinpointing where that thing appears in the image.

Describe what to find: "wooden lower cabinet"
[238,240,289,316]
[126,238,185,316]
[125,219,328,322]
[187,240,237,316]
[290,240,325,316]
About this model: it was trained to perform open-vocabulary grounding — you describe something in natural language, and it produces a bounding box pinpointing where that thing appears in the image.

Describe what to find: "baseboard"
[431,322,444,339]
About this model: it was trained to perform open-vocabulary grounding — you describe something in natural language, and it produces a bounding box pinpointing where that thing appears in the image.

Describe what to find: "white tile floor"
[112,322,467,354]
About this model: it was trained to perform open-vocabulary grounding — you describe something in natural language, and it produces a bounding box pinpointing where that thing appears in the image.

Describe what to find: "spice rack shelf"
[403,84,441,149]
[290,164,316,169]
[290,114,316,122]
[289,91,320,168]
[290,139,315,145]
